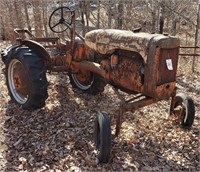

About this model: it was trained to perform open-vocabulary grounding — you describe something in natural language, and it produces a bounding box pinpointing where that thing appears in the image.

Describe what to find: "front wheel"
[94,111,111,163]
[5,47,48,110]
[173,93,195,128]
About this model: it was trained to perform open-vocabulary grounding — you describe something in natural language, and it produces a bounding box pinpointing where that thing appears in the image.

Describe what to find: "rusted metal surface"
[115,103,125,137]
[169,87,177,115]
[109,52,144,93]
[157,48,179,85]
[73,69,93,86]
[71,49,145,93]
[71,39,179,99]
[85,29,180,62]
[115,95,158,136]
[154,82,176,100]
[72,40,90,61]
[143,47,160,97]
[71,60,106,77]
[180,46,199,48]
[179,54,200,56]
[85,29,180,98]
[144,46,179,99]
[13,61,29,97]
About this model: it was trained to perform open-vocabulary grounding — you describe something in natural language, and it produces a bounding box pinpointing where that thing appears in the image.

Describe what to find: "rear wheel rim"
[8,59,29,104]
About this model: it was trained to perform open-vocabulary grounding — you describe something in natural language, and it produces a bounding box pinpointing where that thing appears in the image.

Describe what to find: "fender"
[21,39,52,68]
[1,44,20,63]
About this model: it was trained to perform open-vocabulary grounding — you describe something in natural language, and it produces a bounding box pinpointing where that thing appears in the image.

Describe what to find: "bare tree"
[32,0,42,37]
[117,1,124,29]
[158,0,165,34]
[41,0,48,37]
[23,0,31,31]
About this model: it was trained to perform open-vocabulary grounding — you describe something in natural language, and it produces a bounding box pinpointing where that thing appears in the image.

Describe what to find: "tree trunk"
[14,1,24,28]
[41,0,48,37]
[84,1,90,32]
[97,0,100,29]
[158,3,165,34]
[80,1,86,36]
[171,17,178,36]
[0,16,5,40]
[23,0,31,31]
[32,0,42,37]
[151,9,156,33]
[107,1,112,28]
[192,2,200,72]
[117,1,123,29]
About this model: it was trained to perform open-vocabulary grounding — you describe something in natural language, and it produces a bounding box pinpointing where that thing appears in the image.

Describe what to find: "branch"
[154,0,196,26]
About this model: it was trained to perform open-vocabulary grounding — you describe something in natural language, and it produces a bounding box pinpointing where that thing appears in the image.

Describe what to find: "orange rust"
[100,59,110,71]
[14,76,22,90]
[74,69,92,85]
[109,54,144,93]
[71,60,107,77]
[66,53,72,66]
[13,65,29,96]
[143,47,161,97]
[73,42,90,61]
[157,47,179,85]
[111,54,119,66]
[155,82,176,100]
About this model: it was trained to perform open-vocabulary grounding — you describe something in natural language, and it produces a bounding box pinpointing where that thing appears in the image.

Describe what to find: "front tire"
[5,47,48,110]
[94,111,111,163]
[173,93,195,128]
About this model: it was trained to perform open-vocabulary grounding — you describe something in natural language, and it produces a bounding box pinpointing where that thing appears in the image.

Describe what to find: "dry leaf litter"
[0,59,199,171]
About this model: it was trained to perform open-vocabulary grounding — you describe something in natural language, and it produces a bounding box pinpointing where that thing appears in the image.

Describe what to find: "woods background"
[0,1,199,171]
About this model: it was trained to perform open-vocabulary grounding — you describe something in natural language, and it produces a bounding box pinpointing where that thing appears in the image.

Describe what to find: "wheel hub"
[13,67,29,96]
[8,59,29,104]
[174,105,186,123]
[75,70,92,85]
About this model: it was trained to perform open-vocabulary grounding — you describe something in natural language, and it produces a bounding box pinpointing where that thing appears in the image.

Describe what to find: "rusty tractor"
[1,7,195,163]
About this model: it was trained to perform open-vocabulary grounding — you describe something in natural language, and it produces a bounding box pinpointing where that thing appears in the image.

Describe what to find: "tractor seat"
[85,29,179,62]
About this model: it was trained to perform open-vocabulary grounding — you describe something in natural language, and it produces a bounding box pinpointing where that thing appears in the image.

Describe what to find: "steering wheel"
[49,6,72,33]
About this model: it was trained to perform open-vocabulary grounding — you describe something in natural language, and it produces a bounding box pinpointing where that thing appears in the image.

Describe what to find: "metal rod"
[115,97,157,136]
[112,86,126,103]
[125,94,144,103]
[180,46,199,48]
[179,54,200,56]
[169,87,177,115]
[192,2,200,72]
[64,22,85,41]
[115,103,124,137]
[124,97,157,112]
[71,61,108,78]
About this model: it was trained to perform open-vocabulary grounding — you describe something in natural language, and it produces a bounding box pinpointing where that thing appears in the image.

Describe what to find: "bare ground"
[0,58,199,171]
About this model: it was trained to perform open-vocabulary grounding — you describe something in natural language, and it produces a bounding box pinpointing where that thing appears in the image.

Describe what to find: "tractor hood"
[85,29,180,62]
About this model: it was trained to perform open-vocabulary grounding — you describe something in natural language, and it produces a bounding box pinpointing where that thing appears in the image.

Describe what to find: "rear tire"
[5,47,48,110]
[69,70,106,95]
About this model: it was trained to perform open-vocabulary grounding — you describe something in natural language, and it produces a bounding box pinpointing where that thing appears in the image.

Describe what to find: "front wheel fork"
[169,87,177,115]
